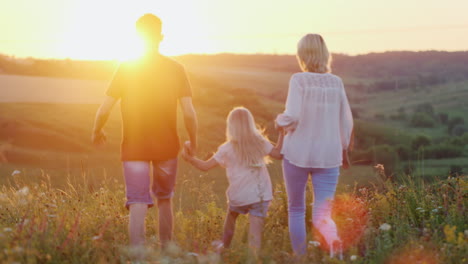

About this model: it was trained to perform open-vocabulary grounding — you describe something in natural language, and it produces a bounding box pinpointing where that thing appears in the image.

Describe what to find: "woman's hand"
[342,149,351,169]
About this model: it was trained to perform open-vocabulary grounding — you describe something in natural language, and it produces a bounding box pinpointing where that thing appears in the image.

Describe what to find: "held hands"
[182,141,195,163]
[92,130,106,146]
[184,140,196,157]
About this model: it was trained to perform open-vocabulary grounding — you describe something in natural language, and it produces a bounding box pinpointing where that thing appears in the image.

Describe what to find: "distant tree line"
[0,55,117,80]
[2,51,468,83]
[350,116,468,175]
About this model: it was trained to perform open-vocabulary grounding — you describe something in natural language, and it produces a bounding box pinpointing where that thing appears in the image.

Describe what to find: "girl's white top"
[213,140,273,206]
[277,72,353,168]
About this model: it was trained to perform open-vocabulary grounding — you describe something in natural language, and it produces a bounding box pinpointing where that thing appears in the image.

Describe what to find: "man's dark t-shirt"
[106,55,192,161]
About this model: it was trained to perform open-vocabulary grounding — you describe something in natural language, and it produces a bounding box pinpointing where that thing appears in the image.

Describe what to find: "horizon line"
[1,48,468,61]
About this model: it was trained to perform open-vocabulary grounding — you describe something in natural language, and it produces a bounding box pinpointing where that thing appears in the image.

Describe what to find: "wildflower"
[444,225,457,243]
[379,223,391,231]
[416,207,425,213]
[308,240,321,247]
[3,227,12,232]
[11,170,21,176]
[350,255,357,261]
[16,187,29,196]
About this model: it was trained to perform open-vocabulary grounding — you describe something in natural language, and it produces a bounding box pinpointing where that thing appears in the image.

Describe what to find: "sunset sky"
[1,0,467,60]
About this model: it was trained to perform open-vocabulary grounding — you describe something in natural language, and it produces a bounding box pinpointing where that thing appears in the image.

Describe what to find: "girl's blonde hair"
[297,34,331,73]
[226,107,271,166]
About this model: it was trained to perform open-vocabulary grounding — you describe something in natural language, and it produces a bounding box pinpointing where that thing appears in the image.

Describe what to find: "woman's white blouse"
[277,72,353,168]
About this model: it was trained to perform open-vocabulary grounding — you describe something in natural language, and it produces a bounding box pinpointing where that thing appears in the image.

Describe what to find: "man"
[92,14,198,247]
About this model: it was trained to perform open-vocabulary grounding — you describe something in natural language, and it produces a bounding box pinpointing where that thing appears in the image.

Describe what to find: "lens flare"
[312,193,370,252]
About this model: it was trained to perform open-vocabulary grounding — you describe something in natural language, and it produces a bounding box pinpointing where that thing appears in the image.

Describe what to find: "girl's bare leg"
[222,210,239,248]
[248,214,265,254]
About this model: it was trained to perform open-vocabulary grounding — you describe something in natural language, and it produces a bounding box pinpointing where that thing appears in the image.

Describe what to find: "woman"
[276,34,353,257]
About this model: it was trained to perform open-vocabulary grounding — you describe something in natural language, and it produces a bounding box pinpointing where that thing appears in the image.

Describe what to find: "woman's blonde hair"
[226,107,271,166]
[297,34,331,73]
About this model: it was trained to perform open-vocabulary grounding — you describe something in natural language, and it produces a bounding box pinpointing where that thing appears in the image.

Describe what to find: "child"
[182,107,283,254]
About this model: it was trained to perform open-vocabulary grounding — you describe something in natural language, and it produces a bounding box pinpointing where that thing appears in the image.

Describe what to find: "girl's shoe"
[211,240,224,253]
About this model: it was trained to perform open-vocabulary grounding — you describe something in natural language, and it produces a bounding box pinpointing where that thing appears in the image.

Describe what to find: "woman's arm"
[269,131,284,160]
[340,84,354,150]
[276,75,302,131]
[182,150,219,171]
[284,76,302,119]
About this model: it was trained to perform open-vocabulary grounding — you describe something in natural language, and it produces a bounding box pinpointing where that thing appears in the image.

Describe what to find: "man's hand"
[181,144,195,165]
[92,96,117,147]
[184,141,196,157]
[181,148,191,162]
[92,130,107,146]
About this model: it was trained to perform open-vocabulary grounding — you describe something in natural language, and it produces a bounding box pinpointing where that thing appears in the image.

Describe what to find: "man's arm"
[179,97,198,155]
[92,96,118,145]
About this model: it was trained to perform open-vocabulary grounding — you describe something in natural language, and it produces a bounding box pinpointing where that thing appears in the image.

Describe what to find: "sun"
[116,31,146,61]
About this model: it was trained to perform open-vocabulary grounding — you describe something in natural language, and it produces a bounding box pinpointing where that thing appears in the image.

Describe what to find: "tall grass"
[0,166,466,263]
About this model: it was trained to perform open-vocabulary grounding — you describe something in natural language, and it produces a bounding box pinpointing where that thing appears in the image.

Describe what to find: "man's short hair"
[136,14,162,35]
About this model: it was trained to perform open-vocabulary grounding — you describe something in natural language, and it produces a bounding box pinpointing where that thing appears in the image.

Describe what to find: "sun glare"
[117,32,146,61]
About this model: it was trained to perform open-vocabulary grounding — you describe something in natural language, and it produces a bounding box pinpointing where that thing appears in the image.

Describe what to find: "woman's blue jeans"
[282,158,340,255]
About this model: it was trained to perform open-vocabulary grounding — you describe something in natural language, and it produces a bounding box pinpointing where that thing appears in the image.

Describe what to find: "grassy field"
[0,70,377,195]
[0,163,466,263]
[0,58,467,262]
[360,80,468,119]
